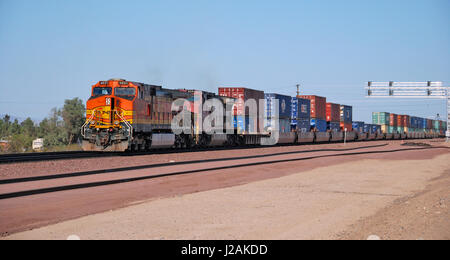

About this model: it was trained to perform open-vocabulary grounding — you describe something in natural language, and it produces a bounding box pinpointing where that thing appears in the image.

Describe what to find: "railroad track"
[0,151,121,164]
[0,144,448,200]
[0,138,438,164]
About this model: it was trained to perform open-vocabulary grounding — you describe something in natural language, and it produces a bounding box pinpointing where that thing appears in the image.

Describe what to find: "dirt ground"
[4,151,449,240]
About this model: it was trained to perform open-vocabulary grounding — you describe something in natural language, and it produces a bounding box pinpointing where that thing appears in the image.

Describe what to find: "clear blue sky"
[0,0,449,123]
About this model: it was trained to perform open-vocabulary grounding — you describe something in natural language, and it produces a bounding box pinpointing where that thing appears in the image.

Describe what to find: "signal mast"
[365,81,449,141]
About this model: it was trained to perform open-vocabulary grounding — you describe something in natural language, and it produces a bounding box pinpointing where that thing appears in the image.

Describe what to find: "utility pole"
[365,81,449,142]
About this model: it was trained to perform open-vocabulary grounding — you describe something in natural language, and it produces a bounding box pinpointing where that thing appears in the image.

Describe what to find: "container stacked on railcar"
[265,94,292,134]
[339,105,353,132]
[291,97,311,133]
[298,95,330,142]
[218,87,265,135]
[298,95,327,132]
[326,103,341,132]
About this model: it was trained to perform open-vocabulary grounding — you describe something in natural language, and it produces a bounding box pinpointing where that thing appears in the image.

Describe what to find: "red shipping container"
[219,87,264,133]
[219,87,264,116]
[389,113,398,126]
[400,115,410,128]
[326,103,340,122]
[340,122,353,132]
[427,119,432,129]
[297,95,326,120]
[397,115,405,127]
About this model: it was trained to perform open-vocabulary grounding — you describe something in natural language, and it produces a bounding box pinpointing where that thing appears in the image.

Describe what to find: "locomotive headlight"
[114,120,120,125]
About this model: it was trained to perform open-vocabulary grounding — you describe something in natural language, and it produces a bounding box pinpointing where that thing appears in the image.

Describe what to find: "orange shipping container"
[326,103,340,122]
[340,122,353,132]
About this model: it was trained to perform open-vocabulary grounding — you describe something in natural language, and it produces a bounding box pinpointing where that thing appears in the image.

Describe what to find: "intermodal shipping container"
[310,118,327,132]
[426,119,432,130]
[352,121,364,133]
[234,115,258,134]
[397,115,405,127]
[265,93,292,119]
[372,112,390,125]
[265,118,291,134]
[327,122,340,132]
[410,117,419,129]
[291,97,311,120]
[381,124,391,134]
[340,122,353,132]
[389,126,397,133]
[363,124,371,133]
[340,105,352,123]
[420,118,427,129]
[397,126,405,133]
[389,113,398,127]
[295,118,311,133]
[401,115,410,128]
[433,120,440,130]
[218,87,264,116]
[371,125,381,134]
[297,95,326,120]
[326,103,340,122]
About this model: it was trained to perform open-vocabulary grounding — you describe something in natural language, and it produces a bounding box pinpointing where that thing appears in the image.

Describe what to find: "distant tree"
[21,118,36,137]
[0,119,4,139]
[0,115,11,138]
[38,108,67,147]
[9,133,33,152]
[3,114,10,125]
[10,119,21,135]
[61,98,86,144]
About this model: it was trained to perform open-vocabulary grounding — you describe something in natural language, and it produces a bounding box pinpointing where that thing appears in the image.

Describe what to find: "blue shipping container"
[410,117,418,129]
[311,118,327,132]
[298,98,311,119]
[327,122,340,132]
[371,125,381,134]
[265,118,291,133]
[419,118,427,129]
[295,118,311,132]
[363,124,371,133]
[340,105,353,123]
[234,116,258,134]
[291,97,311,120]
[265,94,292,119]
[352,121,365,133]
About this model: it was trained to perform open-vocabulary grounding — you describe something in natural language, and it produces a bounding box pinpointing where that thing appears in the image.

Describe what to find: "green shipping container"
[397,126,404,133]
[433,121,440,130]
[389,126,397,134]
[372,112,390,125]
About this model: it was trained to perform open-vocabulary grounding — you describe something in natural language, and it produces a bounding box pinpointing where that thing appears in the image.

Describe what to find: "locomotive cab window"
[115,87,136,100]
[92,87,112,97]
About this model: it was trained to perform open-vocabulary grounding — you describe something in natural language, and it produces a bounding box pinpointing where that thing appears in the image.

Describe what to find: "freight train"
[81,79,444,152]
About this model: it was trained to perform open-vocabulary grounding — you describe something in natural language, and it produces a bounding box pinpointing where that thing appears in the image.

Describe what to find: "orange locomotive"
[82,79,194,152]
